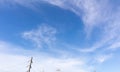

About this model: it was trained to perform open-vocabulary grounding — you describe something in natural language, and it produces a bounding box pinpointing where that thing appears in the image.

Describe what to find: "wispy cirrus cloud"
[22,24,57,48]
[85,8,120,52]
[1,0,119,38]
[1,1,120,71]
[2,0,120,52]
[42,0,120,54]
[1,0,119,58]
[43,0,112,37]
[95,54,113,63]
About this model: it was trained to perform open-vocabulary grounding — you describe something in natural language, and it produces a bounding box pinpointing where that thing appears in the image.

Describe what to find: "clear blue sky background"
[0,0,120,72]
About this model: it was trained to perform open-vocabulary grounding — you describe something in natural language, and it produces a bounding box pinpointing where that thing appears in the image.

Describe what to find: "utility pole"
[27,57,33,72]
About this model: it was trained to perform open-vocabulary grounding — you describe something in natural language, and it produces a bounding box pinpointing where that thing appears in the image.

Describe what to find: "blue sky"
[0,0,120,72]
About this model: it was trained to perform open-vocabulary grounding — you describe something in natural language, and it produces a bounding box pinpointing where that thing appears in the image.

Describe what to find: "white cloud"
[108,42,120,50]
[95,54,112,63]
[42,0,120,53]
[78,7,120,52]
[0,40,89,72]
[0,41,38,55]
[0,41,22,54]
[0,54,27,72]
[33,58,86,72]
[3,0,120,52]
[0,0,111,31]
[1,0,120,41]
[0,0,36,8]
[0,53,86,72]
[79,47,96,53]
[9,1,120,64]
[42,0,112,37]
[22,24,57,48]
[1,0,120,71]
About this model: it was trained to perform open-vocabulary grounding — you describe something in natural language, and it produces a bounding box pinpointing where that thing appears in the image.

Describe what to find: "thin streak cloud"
[22,24,57,48]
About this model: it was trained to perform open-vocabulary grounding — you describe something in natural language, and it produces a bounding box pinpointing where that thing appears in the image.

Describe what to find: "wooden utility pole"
[27,57,33,72]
